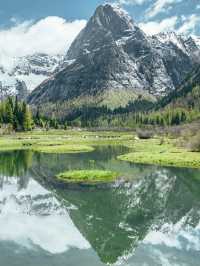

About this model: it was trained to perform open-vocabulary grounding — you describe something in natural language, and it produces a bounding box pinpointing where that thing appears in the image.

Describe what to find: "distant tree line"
[64,104,198,128]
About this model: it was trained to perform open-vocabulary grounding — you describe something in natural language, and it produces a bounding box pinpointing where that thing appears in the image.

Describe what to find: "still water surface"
[0,146,200,266]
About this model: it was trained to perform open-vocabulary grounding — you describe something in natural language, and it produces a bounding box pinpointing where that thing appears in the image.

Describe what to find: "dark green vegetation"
[0,149,33,177]
[56,170,119,184]
[0,97,33,132]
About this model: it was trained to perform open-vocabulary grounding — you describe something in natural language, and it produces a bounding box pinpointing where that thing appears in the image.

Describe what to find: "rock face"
[157,65,200,109]
[28,4,200,108]
[15,80,29,101]
[0,53,63,100]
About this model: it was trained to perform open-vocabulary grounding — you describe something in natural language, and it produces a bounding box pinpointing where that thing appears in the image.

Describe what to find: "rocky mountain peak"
[66,4,136,61]
[91,4,135,35]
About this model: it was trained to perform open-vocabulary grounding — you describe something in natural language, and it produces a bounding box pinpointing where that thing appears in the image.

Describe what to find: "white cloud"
[117,0,147,5]
[177,14,200,35]
[139,16,178,35]
[0,16,86,70]
[139,12,200,37]
[146,0,183,18]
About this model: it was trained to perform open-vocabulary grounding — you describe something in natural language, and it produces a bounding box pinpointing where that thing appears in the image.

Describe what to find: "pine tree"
[22,102,33,131]
[5,98,14,124]
[35,106,41,125]
[13,97,20,130]
[50,114,58,129]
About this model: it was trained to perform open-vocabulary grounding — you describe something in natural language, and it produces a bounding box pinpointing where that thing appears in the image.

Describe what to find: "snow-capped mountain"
[0,53,63,100]
[193,36,200,49]
[28,4,200,110]
[153,32,199,57]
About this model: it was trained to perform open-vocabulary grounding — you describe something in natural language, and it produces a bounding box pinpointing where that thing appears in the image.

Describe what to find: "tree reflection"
[0,150,33,189]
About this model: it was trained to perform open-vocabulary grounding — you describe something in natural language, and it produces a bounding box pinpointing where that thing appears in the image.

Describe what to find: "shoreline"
[0,130,200,169]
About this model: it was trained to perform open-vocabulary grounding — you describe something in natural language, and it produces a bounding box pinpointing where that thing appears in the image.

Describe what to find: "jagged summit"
[66,4,137,60]
[92,4,135,32]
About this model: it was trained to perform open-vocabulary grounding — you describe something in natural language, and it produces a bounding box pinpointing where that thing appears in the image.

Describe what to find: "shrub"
[159,138,165,145]
[137,130,154,139]
[187,134,200,152]
[168,126,182,138]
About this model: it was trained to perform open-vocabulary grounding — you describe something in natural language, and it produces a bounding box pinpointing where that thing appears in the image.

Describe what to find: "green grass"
[56,170,119,184]
[32,144,94,154]
[118,138,200,168]
[0,130,134,152]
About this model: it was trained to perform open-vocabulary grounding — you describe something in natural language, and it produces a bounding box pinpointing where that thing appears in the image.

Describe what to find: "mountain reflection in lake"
[0,146,200,266]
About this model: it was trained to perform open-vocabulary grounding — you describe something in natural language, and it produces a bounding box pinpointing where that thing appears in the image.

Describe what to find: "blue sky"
[0,0,199,68]
[1,0,200,35]
[0,0,103,27]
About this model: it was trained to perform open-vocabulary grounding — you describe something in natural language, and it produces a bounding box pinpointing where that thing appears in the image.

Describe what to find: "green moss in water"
[56,170,119,184]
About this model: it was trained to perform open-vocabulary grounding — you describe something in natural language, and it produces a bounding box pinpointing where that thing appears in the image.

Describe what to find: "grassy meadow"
[0,129,200,169]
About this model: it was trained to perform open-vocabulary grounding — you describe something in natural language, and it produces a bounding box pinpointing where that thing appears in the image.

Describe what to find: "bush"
[159,138,165,145]
[187,134,200,152]
[137,130,154,139]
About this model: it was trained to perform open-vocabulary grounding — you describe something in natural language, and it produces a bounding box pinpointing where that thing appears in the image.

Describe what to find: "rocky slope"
[28,4,200,111]
[156,64,200,109]
[0,53,63,100]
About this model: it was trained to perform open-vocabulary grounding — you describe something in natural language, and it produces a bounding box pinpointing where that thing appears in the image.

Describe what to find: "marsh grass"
[56,170,119,183]
[119,137,200,168]
[32,144,94,154]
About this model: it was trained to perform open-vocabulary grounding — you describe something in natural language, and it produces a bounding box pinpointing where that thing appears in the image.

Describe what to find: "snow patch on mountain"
[153,32,199,57]
[110,3,135,31]
[193,35,200,48]
[0,53,63,99]
[155,32,186,51]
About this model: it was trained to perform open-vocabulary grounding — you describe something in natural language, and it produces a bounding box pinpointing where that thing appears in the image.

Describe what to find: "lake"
[0,146,200,266]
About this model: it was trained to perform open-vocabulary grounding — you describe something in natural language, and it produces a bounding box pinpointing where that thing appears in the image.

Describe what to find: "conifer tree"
[5,98,14,124]
[22,102,33,131]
